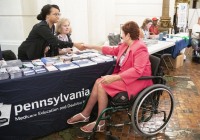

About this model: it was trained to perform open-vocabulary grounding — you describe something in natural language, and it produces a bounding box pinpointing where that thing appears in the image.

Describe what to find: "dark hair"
[122,21,139,40]
[37,4,60,20]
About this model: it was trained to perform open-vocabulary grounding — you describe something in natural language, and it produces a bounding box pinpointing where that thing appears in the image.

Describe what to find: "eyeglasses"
[52,13,61,16]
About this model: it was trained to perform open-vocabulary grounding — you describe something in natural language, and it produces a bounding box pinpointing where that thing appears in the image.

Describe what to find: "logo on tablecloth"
[0,103,11,127]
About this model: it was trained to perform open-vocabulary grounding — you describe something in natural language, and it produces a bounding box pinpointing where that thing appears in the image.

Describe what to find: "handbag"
[108,34,121,46]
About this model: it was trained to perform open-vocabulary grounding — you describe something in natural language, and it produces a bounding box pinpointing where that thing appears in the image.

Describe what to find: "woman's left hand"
[99,75,121,84]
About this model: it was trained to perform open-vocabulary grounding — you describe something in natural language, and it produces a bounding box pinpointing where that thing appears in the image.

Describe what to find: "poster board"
[177,3,188,28]
[188,9,200,29]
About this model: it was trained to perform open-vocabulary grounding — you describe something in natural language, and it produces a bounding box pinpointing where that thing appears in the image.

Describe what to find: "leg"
[191,38,199,51]
[81,83,108,132]
[67,79,100,124]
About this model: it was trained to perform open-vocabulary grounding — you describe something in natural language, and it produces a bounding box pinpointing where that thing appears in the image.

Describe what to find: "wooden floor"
[38,48,200,140]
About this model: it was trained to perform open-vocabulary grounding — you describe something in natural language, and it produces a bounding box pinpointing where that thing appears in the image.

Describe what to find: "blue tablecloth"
[158,38,190,58]
[171,38,190,58]
[0,61,115,140]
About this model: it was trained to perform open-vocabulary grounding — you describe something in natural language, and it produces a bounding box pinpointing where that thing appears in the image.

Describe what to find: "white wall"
[0,0,175,57]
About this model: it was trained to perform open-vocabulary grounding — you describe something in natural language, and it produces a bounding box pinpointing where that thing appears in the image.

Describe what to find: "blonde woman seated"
[67,21,153,133]
[56,18,73,55]
[140,18,158,39]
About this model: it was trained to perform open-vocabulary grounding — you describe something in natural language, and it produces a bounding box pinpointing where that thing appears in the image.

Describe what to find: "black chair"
[154,53,174,71]
[81,55,174,139]
[2,50,17,60]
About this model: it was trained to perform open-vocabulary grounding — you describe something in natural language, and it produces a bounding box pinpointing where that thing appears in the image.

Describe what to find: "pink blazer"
[102,40,153,98]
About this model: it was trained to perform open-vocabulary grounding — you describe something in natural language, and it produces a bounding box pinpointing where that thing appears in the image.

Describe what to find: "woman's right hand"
[74,43,85,51]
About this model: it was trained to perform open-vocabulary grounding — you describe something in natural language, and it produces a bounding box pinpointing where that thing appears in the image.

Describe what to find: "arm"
[139,28,144,39]
[37,25,84,50]
[84,45,103,52]
[99,75,122,84]
[84,45,119,56]
[37,25,73,48]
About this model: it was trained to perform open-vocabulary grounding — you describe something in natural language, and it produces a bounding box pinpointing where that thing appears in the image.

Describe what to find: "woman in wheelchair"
[67,21,153,133]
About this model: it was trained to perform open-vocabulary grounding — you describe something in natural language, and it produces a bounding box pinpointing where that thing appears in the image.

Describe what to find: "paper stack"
[90,57,106,63]
[55,62,79,71]
[0,68,9,80]
[32,59,45,66]
[72,59,97,67]
[41,57,56,65]
[96,55,114,62]
[6,66,22,79]
[45,65,58,72]
[34,66,47,74]
[22,62,35,68]
[21,68,36,76]
[5,60,22,68]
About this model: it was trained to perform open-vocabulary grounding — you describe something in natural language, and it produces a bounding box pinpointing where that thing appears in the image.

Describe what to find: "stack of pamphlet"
[0,68,9,80]
[59,55,72,61]
[0,60,7,67]
[55,62,79,71]
[6,66,22,79]
[71,54,81,61]
[90,57,106,63]
[41,57,56,65]
[21,68,36,76]
[22,62,35,68]
[79,52,100,59]
[45,65,58,72]
[32,59,45,66]
[97,55,114,62]
[34,66,47,74]
[72,59,97,67]
[53,61,64,66]
[5,60,22,68]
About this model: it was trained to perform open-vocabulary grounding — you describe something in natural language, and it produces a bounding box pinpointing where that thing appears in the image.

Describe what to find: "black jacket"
[18,20,73,60]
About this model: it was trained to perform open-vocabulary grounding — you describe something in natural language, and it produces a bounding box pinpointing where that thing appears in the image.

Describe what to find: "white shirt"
[57,34,69,42]
[141,29,150,39]
[119,52,126,67]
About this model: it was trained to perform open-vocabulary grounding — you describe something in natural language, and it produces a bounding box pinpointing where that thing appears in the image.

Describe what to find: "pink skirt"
[99,78,127,97]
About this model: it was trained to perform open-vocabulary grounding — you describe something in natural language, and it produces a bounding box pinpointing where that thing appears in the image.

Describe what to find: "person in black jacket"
[18,4,84,60]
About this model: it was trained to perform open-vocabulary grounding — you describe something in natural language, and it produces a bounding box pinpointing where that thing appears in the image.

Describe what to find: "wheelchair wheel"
[131,84,174,136]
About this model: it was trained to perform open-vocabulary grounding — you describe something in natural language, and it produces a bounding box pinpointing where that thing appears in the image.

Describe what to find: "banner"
[177,3,188,29]
[0,61,114,140]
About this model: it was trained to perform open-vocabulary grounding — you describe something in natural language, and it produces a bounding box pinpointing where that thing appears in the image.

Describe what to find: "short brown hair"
[121,21,139,40]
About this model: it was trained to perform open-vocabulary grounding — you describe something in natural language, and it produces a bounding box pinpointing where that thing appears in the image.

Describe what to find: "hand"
[74,43,85,51]
[98,75,121,84]
[44,46,50,57]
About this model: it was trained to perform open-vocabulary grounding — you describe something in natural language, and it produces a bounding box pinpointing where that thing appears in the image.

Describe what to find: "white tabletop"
[147,41,175,54]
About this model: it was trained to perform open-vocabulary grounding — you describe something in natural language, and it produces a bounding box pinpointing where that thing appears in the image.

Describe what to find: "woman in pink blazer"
[67,21,153,133]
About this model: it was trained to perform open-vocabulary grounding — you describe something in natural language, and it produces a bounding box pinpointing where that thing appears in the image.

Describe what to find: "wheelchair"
[83,55,174,139]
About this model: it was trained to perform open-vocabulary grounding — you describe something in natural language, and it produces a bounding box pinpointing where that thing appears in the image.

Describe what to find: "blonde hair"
[56,18,70,34]
[141,18,152,30]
